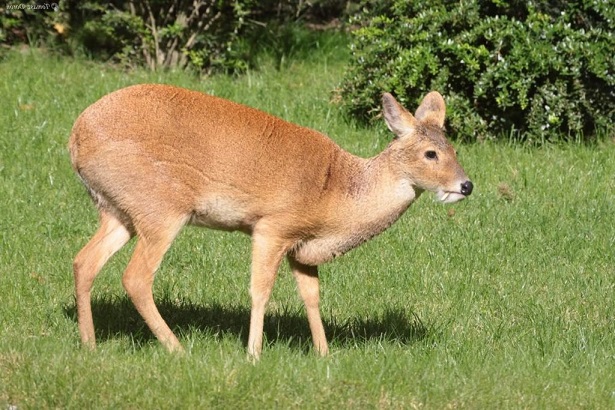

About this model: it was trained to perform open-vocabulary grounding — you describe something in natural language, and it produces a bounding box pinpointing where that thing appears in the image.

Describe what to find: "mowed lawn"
[1,47,614,409]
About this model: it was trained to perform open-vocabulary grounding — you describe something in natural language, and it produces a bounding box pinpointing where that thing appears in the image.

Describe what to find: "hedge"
[340,0,614,142]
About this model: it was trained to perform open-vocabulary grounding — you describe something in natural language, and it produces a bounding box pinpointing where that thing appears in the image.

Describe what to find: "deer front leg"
[288,256,329,356]
[247,230,288,360]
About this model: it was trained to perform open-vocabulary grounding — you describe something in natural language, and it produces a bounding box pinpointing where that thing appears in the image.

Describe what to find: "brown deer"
[69,85,473,358]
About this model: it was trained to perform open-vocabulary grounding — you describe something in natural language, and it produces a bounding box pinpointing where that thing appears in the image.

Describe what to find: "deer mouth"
[437,190,466,204]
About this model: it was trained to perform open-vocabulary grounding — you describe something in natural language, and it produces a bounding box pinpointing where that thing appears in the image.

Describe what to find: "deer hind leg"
[247,229,289,360]
[73,209,132,348]
[288,256,329,356]
[121,217,186,353]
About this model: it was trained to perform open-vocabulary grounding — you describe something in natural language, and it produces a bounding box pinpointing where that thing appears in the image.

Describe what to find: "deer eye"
[425,150,438,160]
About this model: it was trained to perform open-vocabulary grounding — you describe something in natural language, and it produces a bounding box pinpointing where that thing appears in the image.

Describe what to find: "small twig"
[143,0,162,69]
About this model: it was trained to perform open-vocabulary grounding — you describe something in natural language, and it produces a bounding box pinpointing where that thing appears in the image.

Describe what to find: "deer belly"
[291,233,370,266]
[190,195,256,232]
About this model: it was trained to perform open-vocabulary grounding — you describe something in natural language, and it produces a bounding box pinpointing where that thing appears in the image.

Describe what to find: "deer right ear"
[382,93,417,139]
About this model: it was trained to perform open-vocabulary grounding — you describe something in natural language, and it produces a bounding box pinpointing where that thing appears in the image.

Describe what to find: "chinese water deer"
[69,84,473,358]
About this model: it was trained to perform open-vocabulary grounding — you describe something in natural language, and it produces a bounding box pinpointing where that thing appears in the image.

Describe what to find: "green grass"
[1,45,614,409]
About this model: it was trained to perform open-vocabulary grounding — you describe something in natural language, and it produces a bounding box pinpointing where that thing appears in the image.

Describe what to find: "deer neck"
[291,145,420,266]
[336,146,420,228]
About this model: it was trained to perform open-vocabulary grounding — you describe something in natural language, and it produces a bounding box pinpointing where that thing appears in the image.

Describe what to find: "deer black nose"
[461,180,473,196]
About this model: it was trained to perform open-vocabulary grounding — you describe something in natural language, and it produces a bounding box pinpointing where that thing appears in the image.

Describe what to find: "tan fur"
[69,84,473,358]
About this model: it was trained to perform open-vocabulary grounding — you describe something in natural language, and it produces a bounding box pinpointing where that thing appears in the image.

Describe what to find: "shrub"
[1,1,353,73]
[0,2,68,50]
[66,0,256,73]
[340,0,614,142]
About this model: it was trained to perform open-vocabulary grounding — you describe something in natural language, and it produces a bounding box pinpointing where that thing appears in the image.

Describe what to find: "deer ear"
[414,91,446,128]
[382,93,417,138]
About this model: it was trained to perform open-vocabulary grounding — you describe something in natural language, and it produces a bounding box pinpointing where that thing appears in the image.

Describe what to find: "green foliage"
[340,0,615,142]
[69,0,255,73]
[1,0,353,73]
[0,2,69,49]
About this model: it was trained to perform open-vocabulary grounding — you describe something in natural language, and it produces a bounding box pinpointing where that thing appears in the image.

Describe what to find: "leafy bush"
[1,1,353,73]
[66,0,256,73]
[340,0,614,142]
[0,2,68,50]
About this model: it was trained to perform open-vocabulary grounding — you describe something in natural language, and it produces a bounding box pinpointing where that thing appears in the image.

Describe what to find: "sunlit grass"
[1,45,614,409]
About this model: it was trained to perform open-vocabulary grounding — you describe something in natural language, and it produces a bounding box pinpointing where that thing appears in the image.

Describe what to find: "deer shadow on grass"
[64,296,428,352]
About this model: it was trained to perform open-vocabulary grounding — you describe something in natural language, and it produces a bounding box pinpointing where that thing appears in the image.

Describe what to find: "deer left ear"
[414,91,446,128]
[382,93,417,138]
